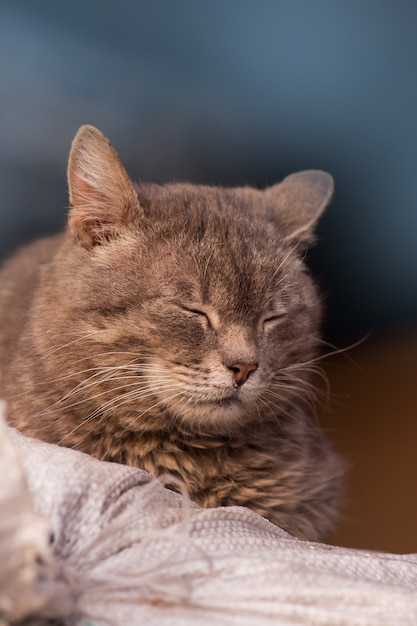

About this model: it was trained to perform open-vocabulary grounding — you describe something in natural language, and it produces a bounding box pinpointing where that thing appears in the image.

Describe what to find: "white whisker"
[272,243,299,281]
[129,391,185,429]
[32,330,102,364]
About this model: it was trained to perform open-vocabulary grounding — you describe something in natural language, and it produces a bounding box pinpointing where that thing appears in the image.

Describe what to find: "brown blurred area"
[319,327,417,554]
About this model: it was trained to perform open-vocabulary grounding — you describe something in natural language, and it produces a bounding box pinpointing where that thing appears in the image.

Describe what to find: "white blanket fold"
[1,406,416,626]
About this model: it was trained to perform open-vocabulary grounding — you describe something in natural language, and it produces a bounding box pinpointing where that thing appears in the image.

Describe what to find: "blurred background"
[0,0,416,552]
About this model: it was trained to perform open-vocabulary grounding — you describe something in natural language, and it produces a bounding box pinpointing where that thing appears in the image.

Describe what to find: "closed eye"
[262,312,287,328]
[179,305,212,328]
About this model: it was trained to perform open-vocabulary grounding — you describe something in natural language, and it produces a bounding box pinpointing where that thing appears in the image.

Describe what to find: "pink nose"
[229,362,258,386]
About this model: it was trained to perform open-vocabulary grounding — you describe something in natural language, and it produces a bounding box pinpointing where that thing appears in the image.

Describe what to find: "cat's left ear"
[67,125,141,247]
[265,170,334,244]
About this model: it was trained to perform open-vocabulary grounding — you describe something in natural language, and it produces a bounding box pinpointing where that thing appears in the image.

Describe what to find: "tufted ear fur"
[264,170,334,244]
[67,125,141,247]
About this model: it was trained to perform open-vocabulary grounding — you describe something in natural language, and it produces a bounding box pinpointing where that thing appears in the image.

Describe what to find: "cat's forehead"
[134,184,300,318]
[138,182,244,225]
[138,182,277,250]
[139,183,279,252]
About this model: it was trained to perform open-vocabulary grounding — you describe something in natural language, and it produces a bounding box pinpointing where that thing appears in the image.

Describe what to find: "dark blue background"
[1,1,417,340]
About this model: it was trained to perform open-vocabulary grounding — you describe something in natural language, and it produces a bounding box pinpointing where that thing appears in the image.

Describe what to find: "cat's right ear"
[67,125,141,247]
[264,170,334,245]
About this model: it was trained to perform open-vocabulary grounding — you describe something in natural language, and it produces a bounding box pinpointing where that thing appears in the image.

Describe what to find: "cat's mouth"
[158,388,249,429]
[197,395,239,408]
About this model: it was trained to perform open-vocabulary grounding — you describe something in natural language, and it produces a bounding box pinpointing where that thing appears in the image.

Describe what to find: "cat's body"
[0,126,342,540]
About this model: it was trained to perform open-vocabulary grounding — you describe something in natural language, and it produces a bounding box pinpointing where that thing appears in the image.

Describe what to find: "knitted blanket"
[1,404,416,626]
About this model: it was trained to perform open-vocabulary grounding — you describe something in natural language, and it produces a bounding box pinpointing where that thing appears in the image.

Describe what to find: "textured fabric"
[1,407,417,625]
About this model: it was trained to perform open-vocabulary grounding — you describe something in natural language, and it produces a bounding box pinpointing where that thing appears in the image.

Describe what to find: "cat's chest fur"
[0,125,343,541]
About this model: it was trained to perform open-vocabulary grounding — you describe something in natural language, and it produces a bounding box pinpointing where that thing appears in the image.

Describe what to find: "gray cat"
[0,125,343,540]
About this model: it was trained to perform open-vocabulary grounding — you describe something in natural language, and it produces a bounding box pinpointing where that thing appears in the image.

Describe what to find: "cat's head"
[51,125,333,432]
